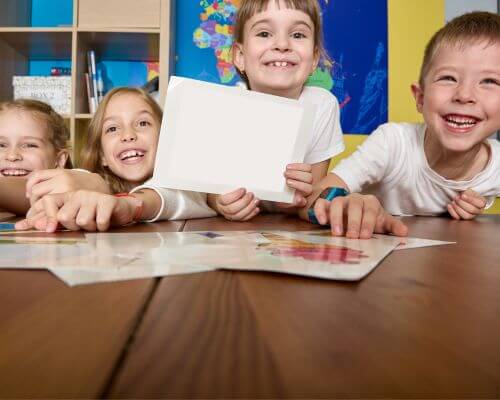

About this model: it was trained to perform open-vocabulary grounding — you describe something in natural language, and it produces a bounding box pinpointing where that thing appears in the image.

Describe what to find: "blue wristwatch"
[307,187,349,225]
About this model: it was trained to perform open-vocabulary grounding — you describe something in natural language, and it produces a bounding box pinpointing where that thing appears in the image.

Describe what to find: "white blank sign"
[151,77,316,203]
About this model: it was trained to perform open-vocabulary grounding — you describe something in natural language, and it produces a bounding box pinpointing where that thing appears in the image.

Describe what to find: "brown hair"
[232,0,329,87]
[80,87,163,193]
[0,99,72,168]
[419,11,500,87]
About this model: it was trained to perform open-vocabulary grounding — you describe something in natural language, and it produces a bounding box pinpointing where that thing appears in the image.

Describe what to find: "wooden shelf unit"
[0,0,171,165]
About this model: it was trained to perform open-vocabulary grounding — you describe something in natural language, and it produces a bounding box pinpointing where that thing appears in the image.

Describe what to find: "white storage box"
[13,76,72,115]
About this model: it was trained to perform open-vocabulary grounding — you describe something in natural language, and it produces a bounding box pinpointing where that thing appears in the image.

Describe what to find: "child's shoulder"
[487,138,500,158]
[299,86,339,106]
[372,121,424,137]
[368,122,426,151]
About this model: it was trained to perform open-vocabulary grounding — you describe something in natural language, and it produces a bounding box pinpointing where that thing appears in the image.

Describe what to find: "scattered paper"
[391,236,455,250]
[0,229,454,286]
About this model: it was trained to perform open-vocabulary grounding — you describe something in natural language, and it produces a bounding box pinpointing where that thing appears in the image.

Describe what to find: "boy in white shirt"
[303,11,500,237]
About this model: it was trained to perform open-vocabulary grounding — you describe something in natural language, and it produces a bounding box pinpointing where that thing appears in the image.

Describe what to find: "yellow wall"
[388,0,445,122]
[331,0,498,213]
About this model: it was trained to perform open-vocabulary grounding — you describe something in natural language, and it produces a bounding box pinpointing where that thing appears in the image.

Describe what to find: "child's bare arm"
[0,177,30,215]
[16,189,150,232]
[127,189,163,221]
[27,169,111,204]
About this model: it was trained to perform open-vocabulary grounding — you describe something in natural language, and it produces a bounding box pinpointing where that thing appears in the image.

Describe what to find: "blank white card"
[151,77,317,203]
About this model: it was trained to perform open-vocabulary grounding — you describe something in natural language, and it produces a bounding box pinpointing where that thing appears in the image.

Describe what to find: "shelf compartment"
[77,31,159,61]
[0,30,73,101]
[74,31,160,114]
[0,30,72,59]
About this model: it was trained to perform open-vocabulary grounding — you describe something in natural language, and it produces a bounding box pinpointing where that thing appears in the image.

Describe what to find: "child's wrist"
[307,187,349,225]
[114,192,144,222]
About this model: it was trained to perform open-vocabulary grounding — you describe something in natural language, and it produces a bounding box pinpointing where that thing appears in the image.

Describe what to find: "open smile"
[0,168,31,177]
[117,149,146,164]
[442,114,482,132]
[264,61,297,68]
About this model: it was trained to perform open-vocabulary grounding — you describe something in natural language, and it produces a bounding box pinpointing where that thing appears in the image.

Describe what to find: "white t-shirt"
[332,122,500,216]
[297,86,345,163]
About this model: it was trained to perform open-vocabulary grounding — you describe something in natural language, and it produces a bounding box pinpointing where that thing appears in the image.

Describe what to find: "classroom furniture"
[0,0,171,163]
[1,214,499,398]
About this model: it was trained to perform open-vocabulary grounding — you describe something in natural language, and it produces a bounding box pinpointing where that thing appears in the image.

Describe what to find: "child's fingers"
[15,211,48,231]
[95,197,116,231]
[454,197,482,215]
[450,201,475,220]
[233,205,260,221]
[37,215,58,233]
[33,214,51,233]
[74,202,98,231]
[291,192,307,207]
[284,169,313,183]
[15,219,31,231]
[38,194,65,232]
[286,163,312,172]
[359,199,380,239]
[241,207,261,221]
[227,198,259,221]
[220,192,255,217]
[460,192,486,209]
[462,188,480,197]
[56,198,84,231]
[329,197,347,236]
[447,203,461,220]
[29,179,55,205]
[376,213,408,237]
[345,195,365,238]
[26,169,58,196]
[217,188,246,206]
[286,179,313,197]
[346,194,382,239]
[313,198,330,225]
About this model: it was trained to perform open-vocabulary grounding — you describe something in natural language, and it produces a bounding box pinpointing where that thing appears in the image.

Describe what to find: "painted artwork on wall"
[174,0,388,134]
